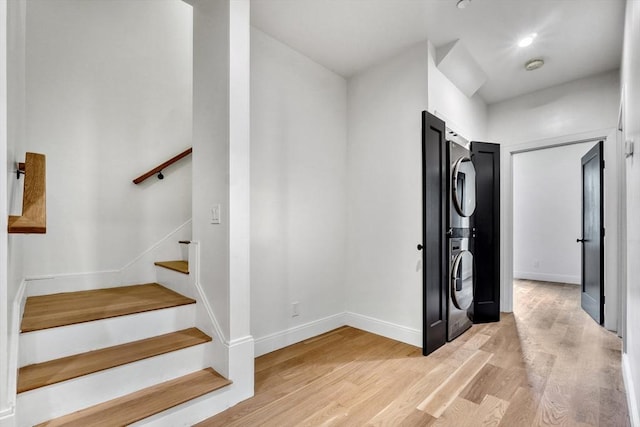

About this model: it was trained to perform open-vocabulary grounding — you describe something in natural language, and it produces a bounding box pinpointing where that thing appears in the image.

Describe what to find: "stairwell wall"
[2,0,27,421]
[1,1,9,419]
[20,0,193,280]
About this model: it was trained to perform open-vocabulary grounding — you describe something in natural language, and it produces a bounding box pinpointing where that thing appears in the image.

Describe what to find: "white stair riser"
[16,342,212,427]
[131,386,235,427]
[20,305,195,366]
[155,267,194,299]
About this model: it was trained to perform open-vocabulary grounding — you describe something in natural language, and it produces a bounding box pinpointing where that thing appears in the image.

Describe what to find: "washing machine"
[448,238,474,340]
[447,135,476,341]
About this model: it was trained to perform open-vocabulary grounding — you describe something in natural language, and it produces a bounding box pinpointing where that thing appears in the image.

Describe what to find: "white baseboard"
[0,410,15,427]
[254,313,346,357]
[228,336,255,402]
[344,312,422,348]
[254,311,423,357]
[514,271,580,285]
[6,280,27,415]
[623,353,639,427]
[25,270,122,297]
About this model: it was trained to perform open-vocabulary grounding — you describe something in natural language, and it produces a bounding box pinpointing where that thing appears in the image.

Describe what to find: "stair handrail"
[133,147,192,184]
[8,152,47,234]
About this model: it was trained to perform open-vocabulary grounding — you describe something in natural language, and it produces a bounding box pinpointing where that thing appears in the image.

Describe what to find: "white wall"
[488,70,620,145]
[2,0,26,420]
[345,42,429,345]
[427,41,488,141]
[621,1,640,424]
[21,0,193,278]
[250,29,348,355]
[6,0,25,301]
[513,142,594,284]
[1,1,9,418]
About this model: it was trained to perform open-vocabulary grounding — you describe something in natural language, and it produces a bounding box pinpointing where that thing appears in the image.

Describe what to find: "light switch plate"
[211,204,221,224]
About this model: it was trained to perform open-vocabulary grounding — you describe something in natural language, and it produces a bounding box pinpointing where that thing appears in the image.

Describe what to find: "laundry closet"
[421,111,500,355]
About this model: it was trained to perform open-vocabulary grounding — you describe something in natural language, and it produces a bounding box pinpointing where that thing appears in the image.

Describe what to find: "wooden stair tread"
[36,368,232,427]
[21,283,195,333]
[18,328,211,393]
[154,260,189,274]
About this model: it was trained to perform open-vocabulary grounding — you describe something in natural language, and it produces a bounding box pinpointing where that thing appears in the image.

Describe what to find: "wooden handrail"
[8,152,47,234]
[133,147,192,184]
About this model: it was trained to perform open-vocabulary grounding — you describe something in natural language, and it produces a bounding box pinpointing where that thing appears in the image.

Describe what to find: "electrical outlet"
[292,302,300,317]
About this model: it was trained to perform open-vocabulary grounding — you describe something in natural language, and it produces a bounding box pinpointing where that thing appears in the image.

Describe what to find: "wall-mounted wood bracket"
[8,152,47,234]
[17,162,25,179]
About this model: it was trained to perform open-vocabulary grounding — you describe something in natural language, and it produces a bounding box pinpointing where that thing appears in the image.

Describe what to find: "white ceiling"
[251,0,625,104]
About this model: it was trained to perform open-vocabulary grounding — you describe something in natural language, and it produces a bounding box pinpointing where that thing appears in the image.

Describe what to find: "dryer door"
[452,157,477,217]
[451,250,474,310]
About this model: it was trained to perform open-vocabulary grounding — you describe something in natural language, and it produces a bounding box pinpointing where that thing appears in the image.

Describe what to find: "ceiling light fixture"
[457,0,471,9]
[524,58,544,71]
[518,33,538,48]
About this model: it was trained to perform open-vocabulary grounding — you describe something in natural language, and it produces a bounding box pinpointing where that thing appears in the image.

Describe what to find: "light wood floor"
[198,280,629,426]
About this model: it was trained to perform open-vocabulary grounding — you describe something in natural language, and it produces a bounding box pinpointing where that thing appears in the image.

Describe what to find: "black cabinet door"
[470,141,500,323]
[421,111,447,355]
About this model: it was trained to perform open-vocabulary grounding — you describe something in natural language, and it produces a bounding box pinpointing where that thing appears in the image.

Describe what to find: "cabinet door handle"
[417,244,423,251]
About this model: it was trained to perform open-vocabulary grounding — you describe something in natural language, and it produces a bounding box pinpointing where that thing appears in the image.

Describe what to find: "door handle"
[576,238,589,243]
[417,244,423,251]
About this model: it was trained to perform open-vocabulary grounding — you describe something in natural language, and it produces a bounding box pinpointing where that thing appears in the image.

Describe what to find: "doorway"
[512,141,598,319]
[501,129,622,334]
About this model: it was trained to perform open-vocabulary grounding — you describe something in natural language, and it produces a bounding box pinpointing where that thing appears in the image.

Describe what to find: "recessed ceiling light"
[518,33,538,48]
[457,0,471,9]
[524,58,544,71]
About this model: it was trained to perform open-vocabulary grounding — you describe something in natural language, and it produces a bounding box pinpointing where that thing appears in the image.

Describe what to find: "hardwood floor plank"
[461,333,492,350]
[18,328,210,393]
[458,363,502,404]
[497,385,540,426]
[534,382,572,426]
[473,395,509,427]
[417,350,493,417]
[430,397,478,427]
[199,280,630,426]
[599,387,631,427]
[21,284,195,332]
[330,368,420,426]
[396,409,437,426]
[365,363,457,426]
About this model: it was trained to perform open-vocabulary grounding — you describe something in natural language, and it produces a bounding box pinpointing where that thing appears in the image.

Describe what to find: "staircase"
[16,260,231,426]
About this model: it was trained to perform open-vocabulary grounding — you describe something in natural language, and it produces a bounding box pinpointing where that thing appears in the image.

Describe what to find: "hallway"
[199,280,629,426]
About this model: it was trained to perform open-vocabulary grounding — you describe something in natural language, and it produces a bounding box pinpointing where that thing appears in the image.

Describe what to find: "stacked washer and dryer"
[447,130,476,341]
[421,111,500,355]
